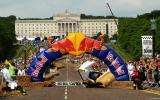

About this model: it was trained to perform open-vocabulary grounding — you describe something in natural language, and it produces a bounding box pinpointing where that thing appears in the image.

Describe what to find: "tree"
[104,34,110,42]
[0,15,16,60]
[111,34,118,40]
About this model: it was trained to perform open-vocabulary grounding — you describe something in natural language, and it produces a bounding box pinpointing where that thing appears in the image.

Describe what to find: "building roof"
[15,20,53,23]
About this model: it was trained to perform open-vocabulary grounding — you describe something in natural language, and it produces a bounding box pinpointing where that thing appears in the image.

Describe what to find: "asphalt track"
[5,64,160,100]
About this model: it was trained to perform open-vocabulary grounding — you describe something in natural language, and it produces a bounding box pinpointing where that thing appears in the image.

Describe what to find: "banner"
[141,36,153,58]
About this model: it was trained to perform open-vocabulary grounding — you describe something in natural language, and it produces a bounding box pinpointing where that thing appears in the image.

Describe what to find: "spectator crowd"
[127,56,160,89]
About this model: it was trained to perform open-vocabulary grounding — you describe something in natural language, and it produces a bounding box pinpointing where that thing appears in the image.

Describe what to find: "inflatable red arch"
[27,33,129,86]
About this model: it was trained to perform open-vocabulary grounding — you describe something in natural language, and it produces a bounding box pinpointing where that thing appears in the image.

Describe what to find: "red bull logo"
[107,53,114,62]
[116,67,125,75]
[112,59,121,69]
[32,55,48,76]
[49,32,104,56]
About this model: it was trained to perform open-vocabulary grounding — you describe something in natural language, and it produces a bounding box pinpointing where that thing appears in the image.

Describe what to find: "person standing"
[154,66,160,87]
[148,67,153,83]
[1,65,13,83]
[131,69,143,90]
[1,64,18,90]
[127,61,135,80]
[17,67,26,76]
[9,63,16,80]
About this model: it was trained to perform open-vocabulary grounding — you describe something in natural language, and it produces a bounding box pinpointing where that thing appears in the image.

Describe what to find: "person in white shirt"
[127,61,135,80]
[39,47,45,53]
[1,65,27,95]
[1,65,17,90]
[17,67,26,76]
[1,65,13,83]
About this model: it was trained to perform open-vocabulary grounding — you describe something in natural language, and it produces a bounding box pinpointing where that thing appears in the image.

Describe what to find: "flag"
[4,59,12,66]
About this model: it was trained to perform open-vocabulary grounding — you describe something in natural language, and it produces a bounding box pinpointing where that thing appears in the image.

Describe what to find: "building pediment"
[55,12,80,17]
[54,17,79,22]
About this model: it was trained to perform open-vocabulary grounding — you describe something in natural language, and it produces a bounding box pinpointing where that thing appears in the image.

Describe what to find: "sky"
[0,0,160,18]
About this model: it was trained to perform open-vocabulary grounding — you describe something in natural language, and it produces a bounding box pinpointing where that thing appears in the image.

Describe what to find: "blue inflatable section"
[89,44,129,81]
[27,44,129,82]
[27,48,63,81]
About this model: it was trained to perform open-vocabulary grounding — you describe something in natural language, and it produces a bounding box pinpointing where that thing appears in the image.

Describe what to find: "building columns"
[58,22,79,34]
[61,23,63,33]
[68,23,69,33]
[71,23,73,32]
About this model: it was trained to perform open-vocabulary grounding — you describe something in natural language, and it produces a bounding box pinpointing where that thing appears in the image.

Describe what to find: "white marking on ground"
[65,95,67,99]
[64,86,68,100]
[65,89,67,92]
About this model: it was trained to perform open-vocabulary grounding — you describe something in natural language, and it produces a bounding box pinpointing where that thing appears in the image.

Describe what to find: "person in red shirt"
[156,60,160,68]
[99,34,105,43]
[131,67,144,90]
[47,37,54,47]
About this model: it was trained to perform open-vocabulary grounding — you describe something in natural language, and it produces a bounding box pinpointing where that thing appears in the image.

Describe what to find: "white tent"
[27,38,35,40]
[16,37,23,41]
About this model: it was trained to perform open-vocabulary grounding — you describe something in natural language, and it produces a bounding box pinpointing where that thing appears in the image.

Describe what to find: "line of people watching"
[0,52,37,95]
[0,61,28,77]
[0,62,27,95]
[127,57,160,90]
[68,53,108,72]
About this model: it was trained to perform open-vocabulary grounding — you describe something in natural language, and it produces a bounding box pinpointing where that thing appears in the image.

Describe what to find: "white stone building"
[15,12,118,40]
